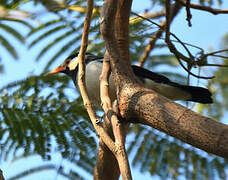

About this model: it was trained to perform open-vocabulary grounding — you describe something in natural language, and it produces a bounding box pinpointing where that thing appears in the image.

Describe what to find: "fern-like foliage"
[0,0,33,59]
[127,125,228,180]
[8,164,57,180]
[0,18,31,59]
[0,75,97,179]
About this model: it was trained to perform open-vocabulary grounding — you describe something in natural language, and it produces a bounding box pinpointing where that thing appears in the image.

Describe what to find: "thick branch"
[100,0,136,179]
[100,0,228,165]
[94,61,120,179]
[94,125,120,180]
[101,0,137,85]
[115,0,132,65]
[124,89,228,158]
[111,101,131,180]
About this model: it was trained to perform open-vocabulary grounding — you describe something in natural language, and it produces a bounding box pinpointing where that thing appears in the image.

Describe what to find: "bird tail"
[179,85,213,104]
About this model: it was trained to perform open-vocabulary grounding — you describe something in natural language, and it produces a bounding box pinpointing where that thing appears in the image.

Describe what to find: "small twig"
[165,0,171,43]
[177,55,215,79]
[100,51,112,114]
[132,8,227,72]
[203,49,228,59]
[196,49,228,66]
[171,32,194,62]
[130,10,166,25]
[77,0,116,153]
[132,11,192,64]
[203,64,228,67]
[132,11,202,58]
[138,21,166,67]
[168,40,215,79]
[138,2,182,66]
[160,37,204,51]
[185,0,192,26]
[204,49,228,56]
[176,0,228,15]
[165,0,214,79]
[0,169,5,180]
[131,11,161,27]
[209,54,228,59]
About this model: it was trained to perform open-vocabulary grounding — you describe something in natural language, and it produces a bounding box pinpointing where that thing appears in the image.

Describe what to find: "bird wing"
[131,65,174,84]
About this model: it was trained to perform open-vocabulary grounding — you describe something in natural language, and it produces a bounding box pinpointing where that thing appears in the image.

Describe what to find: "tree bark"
[0,170,5,180]
[98,1,228,180]
[94,140,120,180]
[119,88,228,158]
[101,0,228,160]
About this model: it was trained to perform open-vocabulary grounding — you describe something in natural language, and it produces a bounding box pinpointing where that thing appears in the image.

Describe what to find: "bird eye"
[64,60,70,66]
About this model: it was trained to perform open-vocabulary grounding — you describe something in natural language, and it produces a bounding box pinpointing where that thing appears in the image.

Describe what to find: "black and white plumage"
[47,52,213,105]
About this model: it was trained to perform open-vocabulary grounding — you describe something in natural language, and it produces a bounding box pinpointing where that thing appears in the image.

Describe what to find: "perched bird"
[46,52,213,106]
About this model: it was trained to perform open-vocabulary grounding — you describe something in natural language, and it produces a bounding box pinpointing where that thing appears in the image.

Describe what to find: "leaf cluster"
[128,125,228,180]
[0,75,97,178]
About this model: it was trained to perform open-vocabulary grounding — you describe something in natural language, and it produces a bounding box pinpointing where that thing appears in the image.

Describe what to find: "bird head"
[45,52,101,76]
[45,53,79,76]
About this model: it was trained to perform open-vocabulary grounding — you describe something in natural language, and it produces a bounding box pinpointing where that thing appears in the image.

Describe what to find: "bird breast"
[84,61,116,108]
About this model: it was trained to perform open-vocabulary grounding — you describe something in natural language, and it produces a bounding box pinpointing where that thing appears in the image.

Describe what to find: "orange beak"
[45,66,65,76]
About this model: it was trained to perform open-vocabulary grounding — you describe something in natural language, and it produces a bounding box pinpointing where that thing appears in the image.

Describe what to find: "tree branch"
[100,0,228,159]
[0,169,5,180]
[125,91,228,158]
[100,57,132,179]
[130,10,166,25]
[138,2,182,67]
[138,21,166,67]
[94,52,120,180]
[99,52,132,179]
[94,130,120,180]
[99,1,228,177]
[77,0,117,159]
[99,22,132,180]
[164,0,215,79]
[176,0,228,15]
[185,0,192,26]
[111,101,131,180]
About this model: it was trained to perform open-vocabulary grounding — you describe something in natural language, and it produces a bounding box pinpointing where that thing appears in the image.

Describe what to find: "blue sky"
[1,0,228,179]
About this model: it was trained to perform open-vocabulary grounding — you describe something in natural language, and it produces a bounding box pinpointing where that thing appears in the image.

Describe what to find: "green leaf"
[0,34,18,59]
[8,164,56,180]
